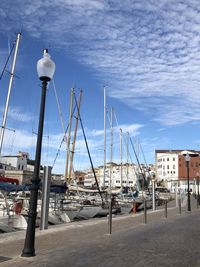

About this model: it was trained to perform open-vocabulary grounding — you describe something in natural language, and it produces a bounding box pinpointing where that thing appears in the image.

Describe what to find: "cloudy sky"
[0,0,200,174]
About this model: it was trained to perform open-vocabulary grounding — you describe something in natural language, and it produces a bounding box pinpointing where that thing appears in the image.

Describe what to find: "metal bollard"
[178,198,181,214]
[40,166,51,230]
[108,199,112,234]
[143,200,147,224]
[164,200,167,218]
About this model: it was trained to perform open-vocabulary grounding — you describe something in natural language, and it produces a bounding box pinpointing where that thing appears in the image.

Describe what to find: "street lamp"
[185,153,191,212]
[22,49,55,257]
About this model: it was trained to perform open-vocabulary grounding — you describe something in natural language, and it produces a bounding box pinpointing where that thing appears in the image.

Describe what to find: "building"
[155,149,200,192]
[83,162,152,189]
[0,151,29,171]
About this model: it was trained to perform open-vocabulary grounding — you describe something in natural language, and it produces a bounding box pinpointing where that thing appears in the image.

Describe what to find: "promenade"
[0,196,199,267]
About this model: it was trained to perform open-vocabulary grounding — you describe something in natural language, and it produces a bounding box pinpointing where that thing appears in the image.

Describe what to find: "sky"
[0,0,200,174]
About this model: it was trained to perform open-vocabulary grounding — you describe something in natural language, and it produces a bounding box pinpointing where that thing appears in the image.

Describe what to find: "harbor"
[0,196,199,267]
[1,1,200,266]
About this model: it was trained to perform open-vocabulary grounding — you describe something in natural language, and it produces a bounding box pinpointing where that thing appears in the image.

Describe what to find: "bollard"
[178,198,181,214]
[40,166,51,230]
[143,200,147,224]
[164,200,167,218]
[108,199,112,235]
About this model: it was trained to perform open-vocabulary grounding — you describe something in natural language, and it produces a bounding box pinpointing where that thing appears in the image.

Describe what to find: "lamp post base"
[21,249,35,257]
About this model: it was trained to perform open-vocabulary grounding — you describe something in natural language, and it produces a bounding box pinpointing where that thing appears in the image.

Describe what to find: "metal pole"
[187,161,191,211]
[103,87,106,188]
[108,107,113,234]
[22,79,48,257]
[164,200,167,218]
[120,128,123,188]
[178,198,181,214]
[40,166,51,230]
[126,132,129,188]
[0,33,21,154]
[175,182,178,207]
[152,179,156,211]
[197,176,199,208]
[108,198,112,234]
[68,90,82,180]
[64,88,74,183]
[143,200,147,224]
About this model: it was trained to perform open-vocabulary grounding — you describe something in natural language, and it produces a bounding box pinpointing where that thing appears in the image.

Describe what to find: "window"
[173,165,175,169]
[167,158,169,161]
[167,165,169,169]
[173,158,175,161]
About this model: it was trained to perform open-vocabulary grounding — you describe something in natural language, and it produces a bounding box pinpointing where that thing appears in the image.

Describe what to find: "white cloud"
[2,1,200,127]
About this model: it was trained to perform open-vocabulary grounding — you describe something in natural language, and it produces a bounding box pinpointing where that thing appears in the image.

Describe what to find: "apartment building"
[155,149,200,191]
[83,162,152,189]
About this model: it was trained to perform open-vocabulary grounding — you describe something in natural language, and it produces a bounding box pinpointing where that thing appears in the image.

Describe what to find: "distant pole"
[103,87,106,188]
[175,182,178,208]
[152,177,156,211]
[120,128,123,188]
[126,132,129,188]
[197,173,199,208]
[185,153,191,212]
[108,107,113,235]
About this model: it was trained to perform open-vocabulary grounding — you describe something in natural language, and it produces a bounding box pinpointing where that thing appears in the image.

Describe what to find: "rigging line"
[0,40,15,81]
[138,139,151,178]
[51,104,77,170]
[129,136,147,191]
[129,136,145,177]
[52,78,67,142]
[113,110,138,179]
[73,93,104,205]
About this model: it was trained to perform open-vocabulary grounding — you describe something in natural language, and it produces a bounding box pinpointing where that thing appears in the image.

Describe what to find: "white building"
[156,150,179,183]
[84,162,140,189]
[155,149,200,192]
[0,151,29,171]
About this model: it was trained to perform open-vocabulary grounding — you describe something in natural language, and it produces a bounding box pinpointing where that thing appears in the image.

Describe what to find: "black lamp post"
[21,49,55,257]
[185,153,191,212]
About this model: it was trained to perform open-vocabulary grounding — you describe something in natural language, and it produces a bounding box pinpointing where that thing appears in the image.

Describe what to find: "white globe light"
[37,49,55,81]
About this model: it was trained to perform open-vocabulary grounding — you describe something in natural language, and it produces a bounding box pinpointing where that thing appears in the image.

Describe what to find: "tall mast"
[110,107,113,190]
[120,128,123,188]
[64,88,74,183]
[126,132,129,188]
[0,33,21,154]
[68,90,82,181]
[103,87,106,188]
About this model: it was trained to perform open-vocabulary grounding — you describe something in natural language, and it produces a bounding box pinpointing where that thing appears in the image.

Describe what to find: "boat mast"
[103,87,106,188]
[64,88,74,183]
[110,107,113,190]
[126,132,129,188]
[68,90,82,182]
[0,33,21,155]
[120,128,123,188]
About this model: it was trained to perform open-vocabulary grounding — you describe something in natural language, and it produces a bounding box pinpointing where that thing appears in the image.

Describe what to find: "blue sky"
[0,0,200,174]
